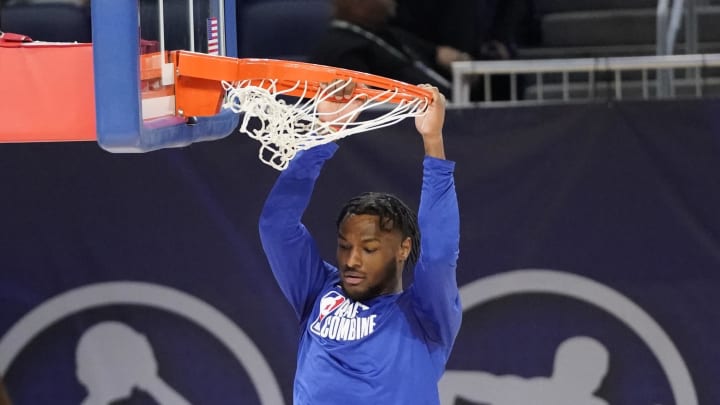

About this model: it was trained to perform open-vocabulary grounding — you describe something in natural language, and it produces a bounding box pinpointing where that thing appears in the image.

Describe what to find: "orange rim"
[233,58,434,103]
[172,51,433,116]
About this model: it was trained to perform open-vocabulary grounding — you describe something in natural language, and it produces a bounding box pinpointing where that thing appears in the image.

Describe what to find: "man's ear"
[399,237,412,261]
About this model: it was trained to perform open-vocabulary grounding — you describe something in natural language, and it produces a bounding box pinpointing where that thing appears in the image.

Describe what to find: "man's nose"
[347,248,362,268]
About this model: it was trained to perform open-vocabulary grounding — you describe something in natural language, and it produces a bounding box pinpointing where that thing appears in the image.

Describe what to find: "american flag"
[207,17,219,55]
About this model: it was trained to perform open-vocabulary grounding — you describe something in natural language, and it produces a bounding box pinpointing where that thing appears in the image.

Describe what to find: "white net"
[221,79,429,170]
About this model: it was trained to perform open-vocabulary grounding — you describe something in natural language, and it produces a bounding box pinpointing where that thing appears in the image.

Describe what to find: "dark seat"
[238,0,332,61]
[0,3,91,43]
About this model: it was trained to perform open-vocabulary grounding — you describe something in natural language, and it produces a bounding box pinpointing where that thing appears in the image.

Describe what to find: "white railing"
[450,53,720,106]
[449,0,719,107]
[656,0,704,95]
[657,0,705,56]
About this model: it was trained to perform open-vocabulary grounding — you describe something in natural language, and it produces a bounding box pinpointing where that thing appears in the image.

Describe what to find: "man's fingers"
[320,79,356,101]
[417,84,443,109]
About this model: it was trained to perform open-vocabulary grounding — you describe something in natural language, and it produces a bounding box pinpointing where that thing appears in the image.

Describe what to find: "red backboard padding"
[0,36,96,142]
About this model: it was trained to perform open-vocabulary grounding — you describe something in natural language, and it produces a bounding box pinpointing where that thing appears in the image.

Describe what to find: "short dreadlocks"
[336,192,420,270]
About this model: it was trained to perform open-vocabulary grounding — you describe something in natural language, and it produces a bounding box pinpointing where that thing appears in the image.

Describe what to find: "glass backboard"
[92,0,238,152]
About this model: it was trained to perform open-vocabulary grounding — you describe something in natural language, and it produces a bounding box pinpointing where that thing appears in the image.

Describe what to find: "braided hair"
[336,192,420,270]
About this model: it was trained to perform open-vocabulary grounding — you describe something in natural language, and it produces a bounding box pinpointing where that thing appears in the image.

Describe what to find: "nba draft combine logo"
[310,291,377,341]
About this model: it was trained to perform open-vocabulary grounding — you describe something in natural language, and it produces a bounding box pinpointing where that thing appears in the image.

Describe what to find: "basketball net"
[222,79,429,171]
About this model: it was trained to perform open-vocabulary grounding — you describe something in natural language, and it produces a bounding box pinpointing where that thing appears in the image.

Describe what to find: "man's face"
[337,214,409,301]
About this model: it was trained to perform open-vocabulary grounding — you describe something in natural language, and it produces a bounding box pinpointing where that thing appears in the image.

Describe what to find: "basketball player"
[259,84,460,404]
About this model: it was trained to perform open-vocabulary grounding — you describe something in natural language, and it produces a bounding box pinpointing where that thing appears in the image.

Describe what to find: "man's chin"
[341,283,367,301]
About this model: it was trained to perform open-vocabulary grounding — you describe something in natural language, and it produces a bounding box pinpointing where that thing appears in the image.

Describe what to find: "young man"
[259,85,460,404]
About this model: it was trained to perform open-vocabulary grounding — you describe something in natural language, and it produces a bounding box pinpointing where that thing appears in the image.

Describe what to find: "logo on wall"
[0,282,284,405]
[439,269,698,405]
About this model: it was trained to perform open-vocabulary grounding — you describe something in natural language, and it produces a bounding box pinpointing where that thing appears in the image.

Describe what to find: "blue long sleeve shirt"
[259,142,461,405]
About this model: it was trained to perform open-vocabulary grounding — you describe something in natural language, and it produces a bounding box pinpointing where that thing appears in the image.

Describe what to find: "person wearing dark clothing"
[391,0,539,100]
[310,0,471,97]
[392,0,539,57]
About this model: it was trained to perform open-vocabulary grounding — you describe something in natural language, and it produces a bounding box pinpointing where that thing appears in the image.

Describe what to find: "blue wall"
[1,100,719,404]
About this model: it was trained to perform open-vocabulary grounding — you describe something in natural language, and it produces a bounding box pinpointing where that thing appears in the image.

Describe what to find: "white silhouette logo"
[440,269,697,405]
[440,336,609,405]
[76,321,191,405]
[0,282,284,404]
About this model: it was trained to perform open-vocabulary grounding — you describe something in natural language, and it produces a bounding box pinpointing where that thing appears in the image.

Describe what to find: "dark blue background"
[1,100,719,404]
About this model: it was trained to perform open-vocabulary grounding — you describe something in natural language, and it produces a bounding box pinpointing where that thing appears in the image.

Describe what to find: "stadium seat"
[0,3,91,43]
[237,0,332,61]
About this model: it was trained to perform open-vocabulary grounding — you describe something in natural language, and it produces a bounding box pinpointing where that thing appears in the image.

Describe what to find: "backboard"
[92,0,238,152]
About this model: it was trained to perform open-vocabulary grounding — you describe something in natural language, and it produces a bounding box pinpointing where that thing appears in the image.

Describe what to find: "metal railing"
[656,0,704,95]
[450,53,720,106]
[449,0,718,107]
[656,0,705,56]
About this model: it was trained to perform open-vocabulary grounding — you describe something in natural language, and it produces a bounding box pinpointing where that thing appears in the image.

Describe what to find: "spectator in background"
[392,0,540,100]
[392,0,539,60]
[309,0,473,97]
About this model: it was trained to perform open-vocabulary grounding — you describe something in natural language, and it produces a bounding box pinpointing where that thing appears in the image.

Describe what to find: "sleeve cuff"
[423,155,456,172]
[295,142,339,161]
[285,143,339,177]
